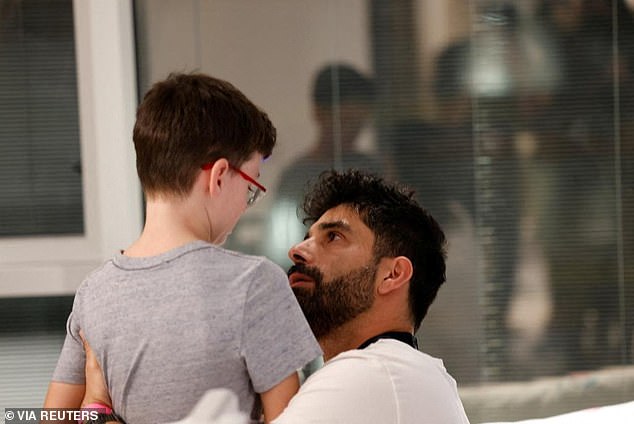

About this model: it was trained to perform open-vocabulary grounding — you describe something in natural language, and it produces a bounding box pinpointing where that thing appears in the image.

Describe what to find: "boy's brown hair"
[133,73,276,197]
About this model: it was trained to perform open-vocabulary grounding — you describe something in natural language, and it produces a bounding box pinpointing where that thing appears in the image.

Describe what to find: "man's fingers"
[79,330,92,355]
[80,331,100,372]
[79,330,113,409]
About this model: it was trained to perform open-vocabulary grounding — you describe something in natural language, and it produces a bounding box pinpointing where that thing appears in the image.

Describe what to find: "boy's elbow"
[43,381,85,408]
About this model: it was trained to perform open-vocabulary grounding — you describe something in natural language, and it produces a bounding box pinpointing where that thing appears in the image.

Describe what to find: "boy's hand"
[80,331,112,409]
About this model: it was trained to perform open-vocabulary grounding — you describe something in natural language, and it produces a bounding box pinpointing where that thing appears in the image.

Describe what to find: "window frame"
[0,0,142,297]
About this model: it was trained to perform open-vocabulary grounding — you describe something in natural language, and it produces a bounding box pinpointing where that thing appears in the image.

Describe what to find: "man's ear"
[205,158,230,195]
[378,256,413,295]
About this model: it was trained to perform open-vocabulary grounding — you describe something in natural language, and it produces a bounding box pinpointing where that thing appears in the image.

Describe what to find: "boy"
[44,73,321,424]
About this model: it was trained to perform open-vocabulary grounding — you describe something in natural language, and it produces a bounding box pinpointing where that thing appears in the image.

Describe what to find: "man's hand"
[80,331,112,409]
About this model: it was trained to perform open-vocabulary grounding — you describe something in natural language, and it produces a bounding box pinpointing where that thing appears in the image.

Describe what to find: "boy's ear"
[205,158,230,195]
[378,256,413,295]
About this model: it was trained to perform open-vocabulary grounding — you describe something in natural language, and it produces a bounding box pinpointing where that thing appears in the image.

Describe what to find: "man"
[82,170,470,424]
[275,170,470,423]
[44,73,321,424]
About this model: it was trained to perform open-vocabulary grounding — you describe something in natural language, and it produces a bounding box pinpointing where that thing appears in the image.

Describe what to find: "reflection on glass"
[266,63,384,265]
[130,0,634,420]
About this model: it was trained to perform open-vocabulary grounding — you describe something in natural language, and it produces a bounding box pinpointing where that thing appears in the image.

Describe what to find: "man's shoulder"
[293,341,469,424]
[312,340,459,399]
[303,342,407,388]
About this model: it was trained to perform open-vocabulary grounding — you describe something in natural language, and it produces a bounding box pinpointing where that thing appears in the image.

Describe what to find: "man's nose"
[288,239,312,264]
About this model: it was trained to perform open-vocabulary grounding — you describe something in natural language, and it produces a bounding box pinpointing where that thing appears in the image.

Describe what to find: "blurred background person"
[265,63,385,266]
[528,0,633,373]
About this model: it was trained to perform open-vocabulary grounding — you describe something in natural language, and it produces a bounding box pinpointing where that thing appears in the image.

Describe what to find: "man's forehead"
[315,204,354,222]
[309,205,369,234]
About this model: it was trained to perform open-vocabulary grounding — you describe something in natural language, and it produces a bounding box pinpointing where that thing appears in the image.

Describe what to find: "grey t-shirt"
[52,241,322,424]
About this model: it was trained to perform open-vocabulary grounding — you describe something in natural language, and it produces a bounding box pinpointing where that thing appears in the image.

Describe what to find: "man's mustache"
[287,263,324,285]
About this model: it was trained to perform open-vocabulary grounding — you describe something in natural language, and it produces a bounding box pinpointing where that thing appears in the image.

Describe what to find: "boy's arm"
[44,381,85,407]
[43,382,85,424]
[259,372,300,424]
[243,262,321,422]
[46,294,87,412]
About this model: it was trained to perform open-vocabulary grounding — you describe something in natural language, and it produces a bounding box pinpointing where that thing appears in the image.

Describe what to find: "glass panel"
[0,0,83,236]
[134,0,634,420]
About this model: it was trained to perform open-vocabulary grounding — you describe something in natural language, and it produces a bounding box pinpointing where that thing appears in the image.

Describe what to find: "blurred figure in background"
[530,0,633,373]
[387,38,482,384]
[266,63,385,266]
[389,9,524,381]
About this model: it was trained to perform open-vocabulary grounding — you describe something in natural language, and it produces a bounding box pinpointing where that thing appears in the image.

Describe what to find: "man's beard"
[288,261,377,339]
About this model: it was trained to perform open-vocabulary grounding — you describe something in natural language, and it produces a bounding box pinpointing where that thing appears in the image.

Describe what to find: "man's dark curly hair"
[302,169,447,331]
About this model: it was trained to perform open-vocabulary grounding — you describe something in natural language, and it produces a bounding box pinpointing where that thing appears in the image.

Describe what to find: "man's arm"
[80,334,122,424]
[259,372,300,423]
[272,354,397,424]
[79,331,112,409]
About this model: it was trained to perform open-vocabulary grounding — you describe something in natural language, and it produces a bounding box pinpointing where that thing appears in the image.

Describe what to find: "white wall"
[136,0,371,202]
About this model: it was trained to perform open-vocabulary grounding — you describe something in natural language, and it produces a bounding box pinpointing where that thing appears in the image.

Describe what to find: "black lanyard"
[358,331,418,350]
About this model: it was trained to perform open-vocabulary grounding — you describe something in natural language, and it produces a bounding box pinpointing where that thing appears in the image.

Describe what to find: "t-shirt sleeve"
[51,291,86,384]
[241,259,322,393]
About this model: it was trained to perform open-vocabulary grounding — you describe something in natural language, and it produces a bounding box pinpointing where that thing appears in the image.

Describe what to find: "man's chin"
[292,285,314,301]
[291,287,316,319]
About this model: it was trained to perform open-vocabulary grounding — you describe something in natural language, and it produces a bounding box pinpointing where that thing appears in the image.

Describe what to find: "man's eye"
[327,231,341,241]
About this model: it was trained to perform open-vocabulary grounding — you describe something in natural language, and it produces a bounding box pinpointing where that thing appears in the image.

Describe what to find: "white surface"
[460,366,634,423]
[484,401,634,424]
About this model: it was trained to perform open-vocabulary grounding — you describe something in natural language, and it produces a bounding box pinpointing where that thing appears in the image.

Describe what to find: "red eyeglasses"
[201,163,267,206]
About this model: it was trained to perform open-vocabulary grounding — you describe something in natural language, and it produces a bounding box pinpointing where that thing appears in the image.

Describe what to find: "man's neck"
[318,324,361,362]
[318,316,413,362]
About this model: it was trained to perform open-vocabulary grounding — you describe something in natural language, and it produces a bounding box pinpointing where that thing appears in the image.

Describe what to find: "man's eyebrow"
[319,220,352,232]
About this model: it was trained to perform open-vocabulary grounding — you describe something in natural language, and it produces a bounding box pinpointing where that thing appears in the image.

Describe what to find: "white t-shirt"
[273,338,471,424]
